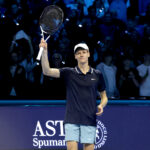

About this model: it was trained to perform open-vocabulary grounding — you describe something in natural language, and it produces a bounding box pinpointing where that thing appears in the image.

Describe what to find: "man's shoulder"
[137,64,145,70]
[92,67,102,75]
[59,67,74,71]
[96,62,104,68]
[59,67,75,75]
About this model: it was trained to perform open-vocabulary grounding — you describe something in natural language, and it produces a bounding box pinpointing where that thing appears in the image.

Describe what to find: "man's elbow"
[42,69,50,76]
[106,97,108,103]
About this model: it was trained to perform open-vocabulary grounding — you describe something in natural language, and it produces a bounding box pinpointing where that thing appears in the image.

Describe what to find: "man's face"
[11,4,19,14]
[11,52,18,63]
[104,55,112,63]
[144,54,150,62]
[75,49,90,64]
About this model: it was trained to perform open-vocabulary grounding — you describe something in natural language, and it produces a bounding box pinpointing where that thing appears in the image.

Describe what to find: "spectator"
[122,27,141,63]
[140,25,150,54]
[0,0,6,16]
[137,52,150,97]
[109,0,127,22]
[6,52,28,98]
[9,30,36,83]
[140,2,150,24]
[101,36,114,52]
[117,56,140,98]
[7,1,24,34]
[97,12,117,40]
[96,51,119,98]
[92,0,109,18]
[83,0,95,15]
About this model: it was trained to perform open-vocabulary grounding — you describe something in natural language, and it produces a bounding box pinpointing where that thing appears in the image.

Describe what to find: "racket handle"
[36,47,44,61]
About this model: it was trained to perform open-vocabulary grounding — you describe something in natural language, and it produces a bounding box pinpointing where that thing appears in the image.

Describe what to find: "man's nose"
[80,53,84,56]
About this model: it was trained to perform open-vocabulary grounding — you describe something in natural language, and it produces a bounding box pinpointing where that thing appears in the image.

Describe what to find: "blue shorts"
[64,123,96,144]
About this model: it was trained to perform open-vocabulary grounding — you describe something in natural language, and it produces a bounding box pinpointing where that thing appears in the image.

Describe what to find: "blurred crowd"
[0,0,150,99]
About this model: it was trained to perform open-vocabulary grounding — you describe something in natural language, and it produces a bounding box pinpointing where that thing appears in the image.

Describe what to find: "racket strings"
[40,6,63,35]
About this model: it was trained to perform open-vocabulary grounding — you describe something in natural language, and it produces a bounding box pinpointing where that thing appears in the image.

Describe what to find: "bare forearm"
[40,39,60,78]
[99,91,108,108]
[41,49,51,75]
[41,49,60,78]
[132,78,139,87]
[100,97,108,108]
[96,91,108,116]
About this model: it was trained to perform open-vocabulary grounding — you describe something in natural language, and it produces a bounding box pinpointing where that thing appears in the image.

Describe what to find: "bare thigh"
[83,143,94,150]
[67,141,78,150]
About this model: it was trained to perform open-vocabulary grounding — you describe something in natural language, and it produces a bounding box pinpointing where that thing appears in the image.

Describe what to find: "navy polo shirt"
[59,66,106,126]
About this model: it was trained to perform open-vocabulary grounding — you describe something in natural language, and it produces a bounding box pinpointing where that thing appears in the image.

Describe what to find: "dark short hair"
[74,47,88,54]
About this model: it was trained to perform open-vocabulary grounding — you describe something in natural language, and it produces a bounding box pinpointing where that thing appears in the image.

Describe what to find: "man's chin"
[79,61,87,65]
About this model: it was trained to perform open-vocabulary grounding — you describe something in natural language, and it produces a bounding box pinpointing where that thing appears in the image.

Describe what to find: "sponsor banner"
[0,105,150,150]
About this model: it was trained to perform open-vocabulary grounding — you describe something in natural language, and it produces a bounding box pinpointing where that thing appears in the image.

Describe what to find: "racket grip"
[36,47,44,61]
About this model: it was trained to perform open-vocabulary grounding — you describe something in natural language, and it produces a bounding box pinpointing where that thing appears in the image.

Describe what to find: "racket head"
[39,5,64,35]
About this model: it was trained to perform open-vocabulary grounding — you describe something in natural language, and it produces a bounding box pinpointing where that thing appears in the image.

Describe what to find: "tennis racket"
[36,5,64,63]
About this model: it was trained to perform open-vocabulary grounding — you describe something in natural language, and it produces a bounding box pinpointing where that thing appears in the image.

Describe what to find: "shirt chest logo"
[91,78,96,81]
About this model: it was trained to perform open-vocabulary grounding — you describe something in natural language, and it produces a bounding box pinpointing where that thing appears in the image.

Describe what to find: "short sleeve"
[97,71,106,92]
[137,65,147,77]
[59,67,72,80]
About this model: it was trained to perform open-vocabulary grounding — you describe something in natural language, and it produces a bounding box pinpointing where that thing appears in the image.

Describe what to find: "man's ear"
[74,54,77,60]
[88,51,90,58]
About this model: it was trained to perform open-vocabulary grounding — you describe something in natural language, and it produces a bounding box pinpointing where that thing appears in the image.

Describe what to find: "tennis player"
[40,39,108,150]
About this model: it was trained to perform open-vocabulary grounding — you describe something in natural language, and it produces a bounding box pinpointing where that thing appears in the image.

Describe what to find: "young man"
[40,39,108,150]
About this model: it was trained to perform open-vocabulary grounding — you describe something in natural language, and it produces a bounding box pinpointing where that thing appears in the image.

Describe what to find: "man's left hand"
[96,104,104,116]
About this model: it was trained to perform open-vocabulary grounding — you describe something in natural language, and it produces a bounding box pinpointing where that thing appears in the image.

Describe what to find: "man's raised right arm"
[40,39,60,78]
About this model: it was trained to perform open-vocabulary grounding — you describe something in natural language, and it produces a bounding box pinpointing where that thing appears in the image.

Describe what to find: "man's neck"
[144,61,150,66]
[104,61,112,66]
[78,63,90,74]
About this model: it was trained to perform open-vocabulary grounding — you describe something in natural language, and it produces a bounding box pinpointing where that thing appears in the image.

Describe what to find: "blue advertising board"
[0,102,150,150]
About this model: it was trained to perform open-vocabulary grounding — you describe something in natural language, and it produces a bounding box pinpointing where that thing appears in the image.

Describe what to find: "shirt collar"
[75,66,93,74]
